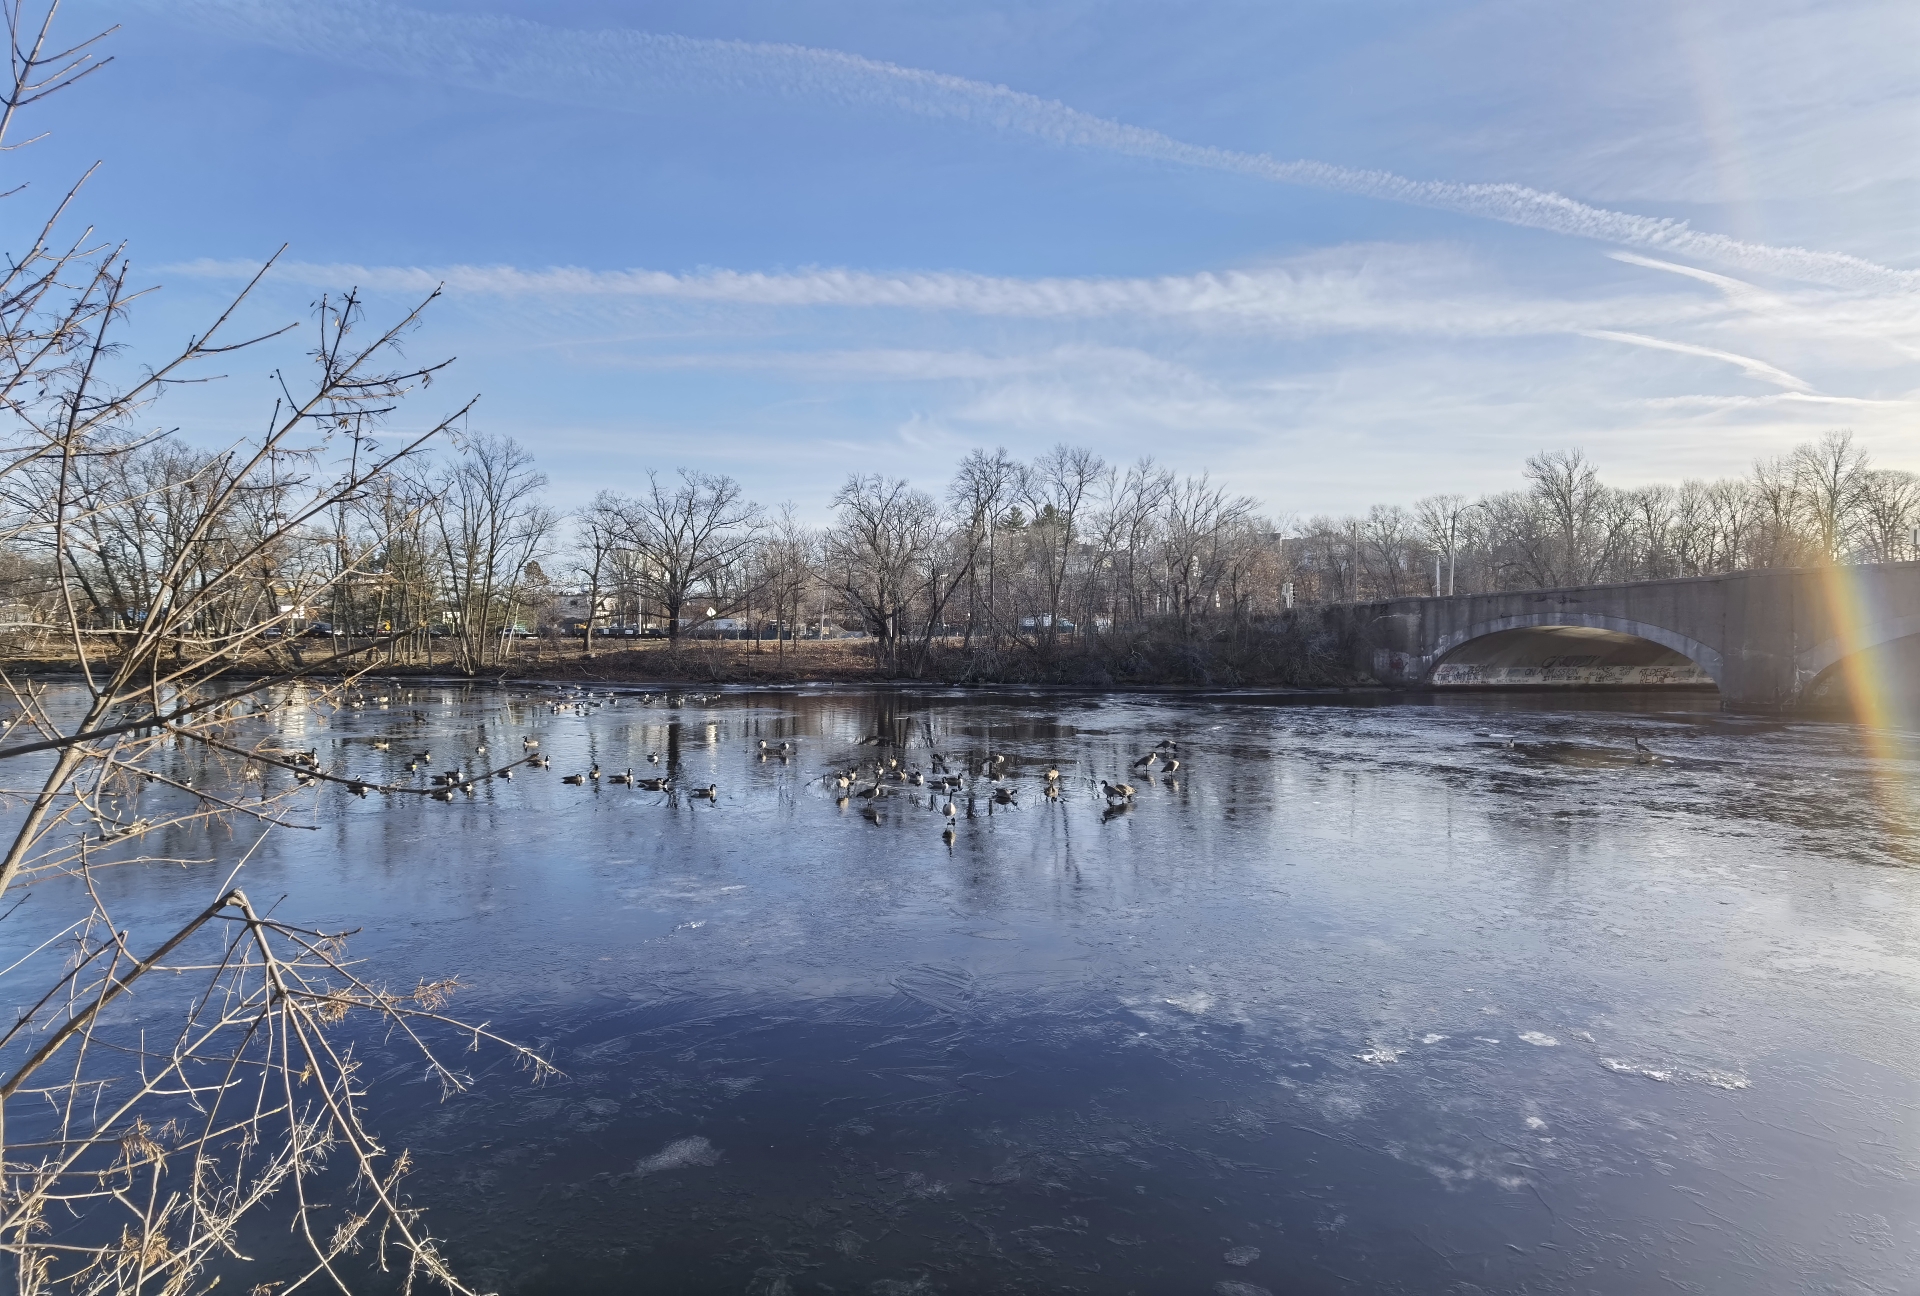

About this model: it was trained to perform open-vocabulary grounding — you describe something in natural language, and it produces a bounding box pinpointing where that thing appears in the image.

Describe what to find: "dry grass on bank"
[0,618,1369,689]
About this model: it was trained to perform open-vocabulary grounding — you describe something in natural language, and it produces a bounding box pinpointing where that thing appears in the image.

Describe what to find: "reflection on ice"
[32,684,1920,1293]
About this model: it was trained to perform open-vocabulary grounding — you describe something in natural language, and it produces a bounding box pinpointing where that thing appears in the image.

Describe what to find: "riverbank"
[0,625,1371,690]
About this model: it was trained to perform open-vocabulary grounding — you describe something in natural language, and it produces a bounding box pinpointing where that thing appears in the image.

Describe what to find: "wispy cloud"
[152,0,1920,293]
[165,248,1724,339]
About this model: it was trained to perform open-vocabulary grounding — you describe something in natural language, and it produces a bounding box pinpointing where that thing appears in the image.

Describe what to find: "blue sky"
[24,0,1919,518]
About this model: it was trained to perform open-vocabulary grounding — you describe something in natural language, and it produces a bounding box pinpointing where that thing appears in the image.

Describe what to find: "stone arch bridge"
[1326,562,1920,712]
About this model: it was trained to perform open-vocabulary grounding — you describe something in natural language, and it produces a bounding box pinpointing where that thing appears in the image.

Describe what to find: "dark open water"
[17,685,1920,1293]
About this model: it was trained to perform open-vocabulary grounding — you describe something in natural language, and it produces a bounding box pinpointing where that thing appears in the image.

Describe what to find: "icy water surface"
[41,686,1920,1292]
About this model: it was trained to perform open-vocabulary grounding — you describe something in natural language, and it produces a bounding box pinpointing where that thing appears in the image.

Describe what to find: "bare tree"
[570,489,627,657]
[947,448,1020,648]
[429,432,554,674]
[1791,429,1872,562]
[1157,475,1260,636]
[624,470,761,647]
[754,503,815,664]
[1858,469,1919,564]
[1017,445,1107,648]
[824,474,974,676]
[1414,494,1471,596]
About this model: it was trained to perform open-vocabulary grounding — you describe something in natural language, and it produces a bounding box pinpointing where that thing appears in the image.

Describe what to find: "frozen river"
[26,684,1920,1293]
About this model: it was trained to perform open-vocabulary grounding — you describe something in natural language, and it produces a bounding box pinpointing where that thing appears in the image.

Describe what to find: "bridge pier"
[1323,563,1920,713]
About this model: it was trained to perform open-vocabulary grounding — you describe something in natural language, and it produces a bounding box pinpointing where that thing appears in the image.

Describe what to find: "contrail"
[154,0,1919,295]
[1583,330,1813,392]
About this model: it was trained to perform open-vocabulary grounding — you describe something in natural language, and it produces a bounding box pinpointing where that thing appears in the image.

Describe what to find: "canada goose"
[608,769,633,785]
[993,786,1017,805]
[416,751,432,764]
[1045,766,1060,782]
[759,740,770,750]
[430,787,455,802]
[692,784,719,800]
[908,770,925,786]
[562,773,586,785]
[497,769,513,780]
[476,743,488,754]
[857,784,885,800]
[523,737,539,749]
[530,754,550,768]
[371,739,390,750]
[1632,737,1656,765]
[1163,758,1180,774]
[348,781,369,797]
[1133,752,1160,770]
[647,752,660,763]
[941,799,957,819]
[638,776,670,791]
[1154,740,1178,752]
[1101,780,1135,802]
[588,763,601,781]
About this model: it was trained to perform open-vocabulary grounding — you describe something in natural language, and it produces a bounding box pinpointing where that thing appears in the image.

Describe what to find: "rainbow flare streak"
[1815,562,1918,827]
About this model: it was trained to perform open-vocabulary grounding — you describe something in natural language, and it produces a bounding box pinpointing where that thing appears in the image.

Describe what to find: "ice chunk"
[1224,1245,1261,1266]
[634,1136,720,1178]
[1519,1031,1559,1047]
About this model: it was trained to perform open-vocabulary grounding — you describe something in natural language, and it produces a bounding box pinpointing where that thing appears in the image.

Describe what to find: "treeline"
[1295,431,1917,603]
[569,447,1287,678]
[1,425,1909,681]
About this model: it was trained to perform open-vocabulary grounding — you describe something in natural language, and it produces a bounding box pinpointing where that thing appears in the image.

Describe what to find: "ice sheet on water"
[1519,1031,1559,1047]
[1223,1245,1261,1266]
[891,964,974,1016]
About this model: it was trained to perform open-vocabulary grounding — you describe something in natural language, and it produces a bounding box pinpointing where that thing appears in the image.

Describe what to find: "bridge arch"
[1798,614,1920,713]
[1426,613,1724,687]
[1800,613,1920,684]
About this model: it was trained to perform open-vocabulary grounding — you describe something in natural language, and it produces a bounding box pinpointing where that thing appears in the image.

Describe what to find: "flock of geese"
[271,686,1191,844]
[810,737,1184,842]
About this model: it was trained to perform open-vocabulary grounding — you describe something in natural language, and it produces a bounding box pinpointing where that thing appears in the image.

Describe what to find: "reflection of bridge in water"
[1329,562,1920,713]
